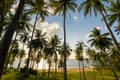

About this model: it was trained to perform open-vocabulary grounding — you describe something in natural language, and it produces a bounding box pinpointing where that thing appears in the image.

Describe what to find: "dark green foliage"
[20,67,38,75]
[28,68,38,75]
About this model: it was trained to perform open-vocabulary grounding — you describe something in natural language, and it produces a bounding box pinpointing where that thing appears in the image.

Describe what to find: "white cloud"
[73,16,78,20]
[39,21,63,39]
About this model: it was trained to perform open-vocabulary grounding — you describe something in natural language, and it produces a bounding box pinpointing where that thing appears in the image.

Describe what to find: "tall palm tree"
[25,0,49,75]
[106,0,120,35]
[88,28,118,80]
[49,35,61,79]
[43,45,53,78]
[78,0,120,55]
[28,29,46,69]
[75,41,86,80]
[50,1,77,79]
[0,0,25,78]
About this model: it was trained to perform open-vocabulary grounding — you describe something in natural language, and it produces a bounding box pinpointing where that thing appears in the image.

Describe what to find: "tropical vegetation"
[0,0,120,80]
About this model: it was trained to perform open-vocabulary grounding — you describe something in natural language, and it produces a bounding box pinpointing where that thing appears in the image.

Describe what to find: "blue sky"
[32,0,119,59]
[44,1,114,50]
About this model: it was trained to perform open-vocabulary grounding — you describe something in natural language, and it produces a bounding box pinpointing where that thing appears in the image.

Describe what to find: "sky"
[37,1,112,48]
[34,0,119,59]
[11,0,119,59]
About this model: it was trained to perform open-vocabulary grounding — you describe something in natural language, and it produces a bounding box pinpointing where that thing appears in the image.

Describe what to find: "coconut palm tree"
[78,0,120,56]
[49,35,61,79]
[43,45,53,78]
[0,0,25,78]
[58,43,72,80]
[25,0,49,75]
[106,0,120,35]
[75,41,86,80]
[50,1,77,80]
[88,28,118,80]
[28,29,46,69]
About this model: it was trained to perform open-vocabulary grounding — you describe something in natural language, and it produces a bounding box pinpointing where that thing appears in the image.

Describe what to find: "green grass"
[1,69,120,80]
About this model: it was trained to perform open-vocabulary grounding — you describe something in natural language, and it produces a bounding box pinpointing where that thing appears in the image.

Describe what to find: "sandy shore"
[39,67,94,72]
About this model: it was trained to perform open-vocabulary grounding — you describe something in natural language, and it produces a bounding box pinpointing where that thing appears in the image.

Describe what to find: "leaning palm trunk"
[25,12,39,76]
[54,50,58,79]
[97,6,119,80]
[97,6,120,56]
[4,32,20,72]
[0,0,25,79]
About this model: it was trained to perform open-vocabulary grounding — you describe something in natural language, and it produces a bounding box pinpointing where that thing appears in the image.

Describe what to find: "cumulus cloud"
[73,16,78,20]
[39,21,63,39]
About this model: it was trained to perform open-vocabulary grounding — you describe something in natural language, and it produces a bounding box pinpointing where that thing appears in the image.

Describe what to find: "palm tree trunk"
[63,5,67,80]
[25,12,39,76]
[48,59,51,78]
[0,0,25,78]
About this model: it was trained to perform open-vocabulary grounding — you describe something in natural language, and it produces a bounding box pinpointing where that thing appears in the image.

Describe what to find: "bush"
[20,67,38,75]
[28,68,38,75]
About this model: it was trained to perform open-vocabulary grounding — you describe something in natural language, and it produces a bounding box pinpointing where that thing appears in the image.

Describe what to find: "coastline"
[38,67,94,72]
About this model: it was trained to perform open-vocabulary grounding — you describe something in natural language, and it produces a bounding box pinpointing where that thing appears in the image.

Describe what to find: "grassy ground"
[1,68,120,80]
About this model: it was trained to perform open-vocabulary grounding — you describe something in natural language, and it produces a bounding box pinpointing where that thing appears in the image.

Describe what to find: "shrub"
[20,67,38,75]
[28,68,38,75]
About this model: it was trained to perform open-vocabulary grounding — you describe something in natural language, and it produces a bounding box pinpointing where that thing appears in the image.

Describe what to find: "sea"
[12,59,92,69]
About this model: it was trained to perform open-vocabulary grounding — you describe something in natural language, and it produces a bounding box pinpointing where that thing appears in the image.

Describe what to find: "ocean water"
[12,59,92,69]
